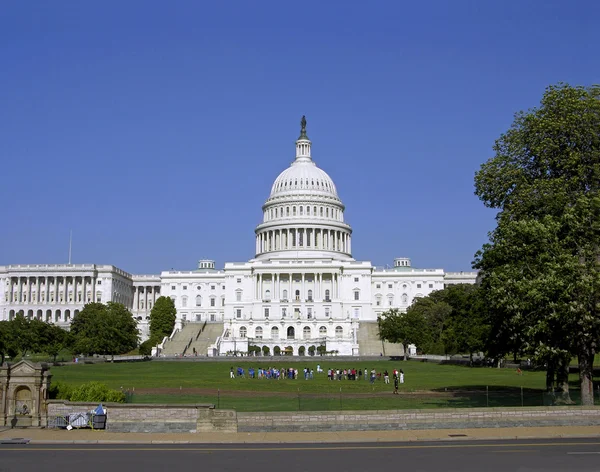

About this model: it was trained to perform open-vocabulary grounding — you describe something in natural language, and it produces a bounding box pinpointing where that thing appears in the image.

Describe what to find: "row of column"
[133,285,160,311]
[7,276,98,305]
[256,227,351,254]
[254,273,341,302]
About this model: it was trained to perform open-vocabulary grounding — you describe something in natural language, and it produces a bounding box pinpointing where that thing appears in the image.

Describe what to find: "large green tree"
[474,83,600,404]
[378,308,430,360]
[149,296,177,342]
[70,302,139,358]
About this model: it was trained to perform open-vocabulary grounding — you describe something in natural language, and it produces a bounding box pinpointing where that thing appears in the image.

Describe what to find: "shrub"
[262,346,270,356]
[139,337,159,356]
[53,381,126,403]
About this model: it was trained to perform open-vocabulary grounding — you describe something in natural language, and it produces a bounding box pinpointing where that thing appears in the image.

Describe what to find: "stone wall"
[46,401,237,433]
[45,402,600,433]
[237,407,600,432]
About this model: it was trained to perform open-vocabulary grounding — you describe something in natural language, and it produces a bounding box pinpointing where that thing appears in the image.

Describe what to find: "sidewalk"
[1,426,600,444]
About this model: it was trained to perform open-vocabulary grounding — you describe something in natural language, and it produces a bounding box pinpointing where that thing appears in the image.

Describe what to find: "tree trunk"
[578,347,595,405]
[403,342,408,361]
[555,355,574,404]
[545,359,556,392]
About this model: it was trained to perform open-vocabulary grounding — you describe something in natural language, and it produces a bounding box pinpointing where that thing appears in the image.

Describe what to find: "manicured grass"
[51,359,550,392]
[49,359,599,411]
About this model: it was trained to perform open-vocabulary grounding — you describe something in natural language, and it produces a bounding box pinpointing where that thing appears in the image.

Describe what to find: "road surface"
[2,438,600,471]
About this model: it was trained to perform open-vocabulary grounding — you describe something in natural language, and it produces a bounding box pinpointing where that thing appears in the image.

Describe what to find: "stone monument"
[0,360,52,427]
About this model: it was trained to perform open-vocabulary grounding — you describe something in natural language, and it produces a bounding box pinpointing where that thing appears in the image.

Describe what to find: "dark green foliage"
[262,345,270,356]
[474,83,600,404]
[149,296,177,341]
[138,339,156,357]
[49,380,125,403]
[378,308,430,360]
[70,302,139,357]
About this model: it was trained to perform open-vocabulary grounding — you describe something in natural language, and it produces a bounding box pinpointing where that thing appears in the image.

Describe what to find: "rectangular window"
[417,284,422,288]
[307,307,312,319]
[282,307,287,318]
[354,277,359,282]
[376,300,381,306]
[183,286,187,290]
[236,309,242,319]
[325,307,330,317]
[221,298,225,306]
[237,278,241,283]
[222,285,225,290]
[211,285,215,290]
[97,280,102,285]
[354,291,359,300]
[429,284,433,288]
[376,284,381,289]
[388,284,392,289]
[171,285,176,290]
[210,298,215,307]
[264,308,269,318]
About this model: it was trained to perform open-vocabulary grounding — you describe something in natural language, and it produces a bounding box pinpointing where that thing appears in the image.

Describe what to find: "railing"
[196,320,207,340]
[182,337,193,356]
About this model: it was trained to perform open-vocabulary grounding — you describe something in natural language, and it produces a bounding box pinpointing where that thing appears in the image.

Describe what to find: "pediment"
[9,360,39,376]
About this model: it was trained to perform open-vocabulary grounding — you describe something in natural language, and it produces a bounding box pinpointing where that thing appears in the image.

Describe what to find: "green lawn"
[48,359,593,411]
[51,359,550,392]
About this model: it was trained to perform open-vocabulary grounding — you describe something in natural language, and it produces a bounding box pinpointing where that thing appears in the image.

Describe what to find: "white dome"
[269,159,339,200]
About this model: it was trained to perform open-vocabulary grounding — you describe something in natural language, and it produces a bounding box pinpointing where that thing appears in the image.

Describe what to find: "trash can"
[92,414,107,430]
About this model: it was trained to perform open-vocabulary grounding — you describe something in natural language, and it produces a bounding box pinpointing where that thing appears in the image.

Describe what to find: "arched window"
[401,293,408,304]
[303,326,311,339]
[388,295,394,306]
[325,289,330,301]
[314,206,317,215]
[335,326,343,338]
[196,295,202,306]
[320,207,323,216]
[376,295,382,307]
[307,289,313,301]
[255,326,263,339]
[306,206,310,215]
[319,326,327,336]
[326,208,329,217]
[264,289,271,301]
[282,289,288,301]
[182,296,188,307]
[286,207,290,216]
[295,289,300,301]
[235,290,242,302]
[293,207,297,216]
[287,326,295,340]
[240,326,247,338]
[271,326,279,340]
[299,206,303,215]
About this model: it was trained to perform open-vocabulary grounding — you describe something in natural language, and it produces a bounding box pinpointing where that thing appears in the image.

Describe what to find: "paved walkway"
[1,426,600,444]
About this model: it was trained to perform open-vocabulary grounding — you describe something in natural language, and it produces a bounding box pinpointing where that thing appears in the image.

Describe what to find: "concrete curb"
[7,432,600,445]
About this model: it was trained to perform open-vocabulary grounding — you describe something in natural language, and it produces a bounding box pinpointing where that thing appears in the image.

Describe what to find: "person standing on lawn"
[393,373,399,394]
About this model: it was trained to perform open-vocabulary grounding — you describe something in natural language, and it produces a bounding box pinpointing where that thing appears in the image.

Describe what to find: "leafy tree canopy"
[149,296,177,342]
[474,83,600,404]
[70,302,139,357]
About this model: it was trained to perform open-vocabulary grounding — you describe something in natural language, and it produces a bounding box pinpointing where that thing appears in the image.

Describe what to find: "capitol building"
[0,119,477,356]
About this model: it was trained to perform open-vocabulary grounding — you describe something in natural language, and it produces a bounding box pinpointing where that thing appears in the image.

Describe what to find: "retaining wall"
[46,401,237,433]
[46,402,600,433]
[237,407,600,432]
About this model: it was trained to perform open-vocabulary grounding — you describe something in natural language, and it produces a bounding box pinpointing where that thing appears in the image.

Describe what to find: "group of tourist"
[229,365,406,393]
[230,366,316,380]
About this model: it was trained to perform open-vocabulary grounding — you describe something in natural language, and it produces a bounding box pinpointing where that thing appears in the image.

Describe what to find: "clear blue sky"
[1,1,598,274]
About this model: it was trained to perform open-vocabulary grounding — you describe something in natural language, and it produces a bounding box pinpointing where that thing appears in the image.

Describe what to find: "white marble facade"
[0,119,477,355]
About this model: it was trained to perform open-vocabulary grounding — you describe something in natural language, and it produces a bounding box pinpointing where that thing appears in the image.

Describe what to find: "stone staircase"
[161,324,202,356]
[188,323,224,356]
[358,322,404,357]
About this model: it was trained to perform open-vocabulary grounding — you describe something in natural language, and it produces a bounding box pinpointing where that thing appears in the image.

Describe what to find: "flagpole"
[68,230,72,265]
